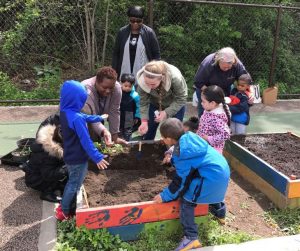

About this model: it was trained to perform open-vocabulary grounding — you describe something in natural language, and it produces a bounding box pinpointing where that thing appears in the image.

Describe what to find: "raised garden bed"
[224,132,300,209]
[76,141,208,240]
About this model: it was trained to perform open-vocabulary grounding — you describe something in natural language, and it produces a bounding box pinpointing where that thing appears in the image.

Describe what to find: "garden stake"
[136,140,143,159]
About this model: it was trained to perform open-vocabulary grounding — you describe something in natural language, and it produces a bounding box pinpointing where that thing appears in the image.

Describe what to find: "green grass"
[56,215,256,251]
[264,208,300,235]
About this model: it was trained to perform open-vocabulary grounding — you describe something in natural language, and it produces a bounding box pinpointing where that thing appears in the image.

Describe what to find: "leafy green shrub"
[0,66,61,104]
[198,216,256,246]
[56,215,256,251]
[56,219,131,251]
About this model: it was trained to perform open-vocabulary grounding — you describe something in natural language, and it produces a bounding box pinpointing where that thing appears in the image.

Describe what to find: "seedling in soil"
[94,142,124,155]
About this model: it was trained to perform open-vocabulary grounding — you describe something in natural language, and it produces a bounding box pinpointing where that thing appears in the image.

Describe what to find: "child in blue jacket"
[119,73,141,141]
[56,80,109,221]
[229,74,252,135]
[154,118,230,251]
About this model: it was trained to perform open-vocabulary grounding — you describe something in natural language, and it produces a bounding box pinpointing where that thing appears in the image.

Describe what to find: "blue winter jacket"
[60,80,104,165]
[229,88,250,125]
[160,132,230,204]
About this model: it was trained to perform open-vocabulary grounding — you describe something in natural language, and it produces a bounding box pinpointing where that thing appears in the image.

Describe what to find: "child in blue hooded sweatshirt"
[56,80,109,221]
[154,118,230,251]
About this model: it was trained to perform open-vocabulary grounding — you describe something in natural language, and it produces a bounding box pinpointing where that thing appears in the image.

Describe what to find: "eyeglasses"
[129,18,143,24]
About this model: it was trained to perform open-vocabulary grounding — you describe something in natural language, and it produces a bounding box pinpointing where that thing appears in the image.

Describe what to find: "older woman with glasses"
[137,60,188,140]
[194,47,250,117]
[112,6,161,79]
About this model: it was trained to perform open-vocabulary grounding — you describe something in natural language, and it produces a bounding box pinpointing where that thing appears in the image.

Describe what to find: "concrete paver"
[197,234,300,251]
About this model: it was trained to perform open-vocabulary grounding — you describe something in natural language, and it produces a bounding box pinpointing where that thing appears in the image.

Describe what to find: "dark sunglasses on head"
[129,18,143,24]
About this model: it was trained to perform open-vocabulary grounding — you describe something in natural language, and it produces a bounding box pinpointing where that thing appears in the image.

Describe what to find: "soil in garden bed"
[84,142,175,207]
[231,133,300,178]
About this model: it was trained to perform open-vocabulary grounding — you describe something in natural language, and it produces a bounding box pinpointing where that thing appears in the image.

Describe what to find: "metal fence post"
[269,6,282,87]
[148,0,154,28]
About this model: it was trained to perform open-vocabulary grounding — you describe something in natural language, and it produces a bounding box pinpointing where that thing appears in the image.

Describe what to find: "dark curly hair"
[96,67,117,83]
[183,116,199,133]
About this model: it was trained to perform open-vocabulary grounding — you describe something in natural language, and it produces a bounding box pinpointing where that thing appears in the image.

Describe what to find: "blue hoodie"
[160,132,230,204]
[60,80,104,165]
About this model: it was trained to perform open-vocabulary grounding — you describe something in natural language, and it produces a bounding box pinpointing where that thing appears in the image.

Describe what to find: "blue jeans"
[180,198,198,240]
[61,162,88,214]
[143,103,186,140]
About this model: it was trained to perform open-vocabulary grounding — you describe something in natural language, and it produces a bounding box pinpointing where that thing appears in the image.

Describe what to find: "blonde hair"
[144,60,167,76]
[214,47,238,65]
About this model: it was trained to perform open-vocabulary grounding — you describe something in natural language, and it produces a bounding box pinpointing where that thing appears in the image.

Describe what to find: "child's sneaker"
[55,204,71,221]
[174,236,201,251]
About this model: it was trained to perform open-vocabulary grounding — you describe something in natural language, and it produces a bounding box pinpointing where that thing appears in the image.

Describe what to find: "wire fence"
[1,0,300,103]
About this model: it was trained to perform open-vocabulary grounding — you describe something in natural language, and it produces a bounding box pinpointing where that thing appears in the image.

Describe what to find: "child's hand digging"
[97,159,109,169]
[162,153,172,165]
[153,194,162,203]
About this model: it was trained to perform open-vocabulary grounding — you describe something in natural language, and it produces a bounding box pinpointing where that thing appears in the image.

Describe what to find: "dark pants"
[143,104,186,140]
[180,198,198,240]
[119,127,133,142]
[209,202,226,219]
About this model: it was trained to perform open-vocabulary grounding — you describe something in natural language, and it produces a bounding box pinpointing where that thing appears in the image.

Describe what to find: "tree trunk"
[102,0,110,66]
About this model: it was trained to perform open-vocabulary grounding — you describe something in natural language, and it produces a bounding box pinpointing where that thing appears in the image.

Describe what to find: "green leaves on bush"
[56,219,131,251]
[56,215,257,251]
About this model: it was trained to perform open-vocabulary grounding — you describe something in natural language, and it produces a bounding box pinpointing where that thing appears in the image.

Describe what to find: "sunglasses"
[129,18,143,24]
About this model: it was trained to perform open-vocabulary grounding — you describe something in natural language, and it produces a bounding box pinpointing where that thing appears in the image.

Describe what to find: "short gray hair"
[214,47,238,65]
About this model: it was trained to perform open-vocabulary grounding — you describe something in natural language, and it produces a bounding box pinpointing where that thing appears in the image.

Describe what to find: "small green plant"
[94,142,124,155]
[56,219,131,251]
[264,208,300,235]
[33,62,60,77]
[240,202,250,209]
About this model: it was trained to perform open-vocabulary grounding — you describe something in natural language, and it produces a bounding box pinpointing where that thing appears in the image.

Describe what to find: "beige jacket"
[136,63,188,120]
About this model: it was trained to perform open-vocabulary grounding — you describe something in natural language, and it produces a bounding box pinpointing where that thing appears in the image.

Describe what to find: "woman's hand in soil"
[96,159,109,169]
[102,129,113,146]
[138,121,148,135]
[154,110,167,123]
[115,137,128,145]
[153,194,162,203]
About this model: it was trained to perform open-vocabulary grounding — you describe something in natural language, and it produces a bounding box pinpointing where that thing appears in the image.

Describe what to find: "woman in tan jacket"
[137,60,188,140]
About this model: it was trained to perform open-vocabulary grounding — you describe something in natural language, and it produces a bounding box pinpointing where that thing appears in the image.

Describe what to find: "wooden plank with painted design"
[76,200,208,229]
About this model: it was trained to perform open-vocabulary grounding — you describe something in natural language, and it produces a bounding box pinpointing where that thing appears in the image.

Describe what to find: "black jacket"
[25,120,67,192]
[112,24,161,78]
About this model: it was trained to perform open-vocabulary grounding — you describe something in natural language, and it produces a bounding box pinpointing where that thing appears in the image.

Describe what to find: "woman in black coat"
[112,6,160,79]
[24,113,67,203]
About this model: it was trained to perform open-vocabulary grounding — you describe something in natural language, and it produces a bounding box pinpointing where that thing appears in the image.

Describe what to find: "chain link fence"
[1,0,300,102]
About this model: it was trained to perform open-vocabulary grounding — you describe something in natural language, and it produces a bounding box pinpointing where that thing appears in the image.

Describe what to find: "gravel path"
[0,165,42,251]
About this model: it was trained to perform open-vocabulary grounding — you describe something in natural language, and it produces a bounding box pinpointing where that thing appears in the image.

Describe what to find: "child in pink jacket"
[197,85,231,154]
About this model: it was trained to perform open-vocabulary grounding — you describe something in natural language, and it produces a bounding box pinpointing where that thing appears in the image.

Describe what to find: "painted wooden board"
[107,215,209,241]
[76,200,208,229]
[225,140,288,195]
[288,181,300,198]
[224,150,289,209]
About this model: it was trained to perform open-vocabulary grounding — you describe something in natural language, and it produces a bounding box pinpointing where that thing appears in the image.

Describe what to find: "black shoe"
[40,192,61,203]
